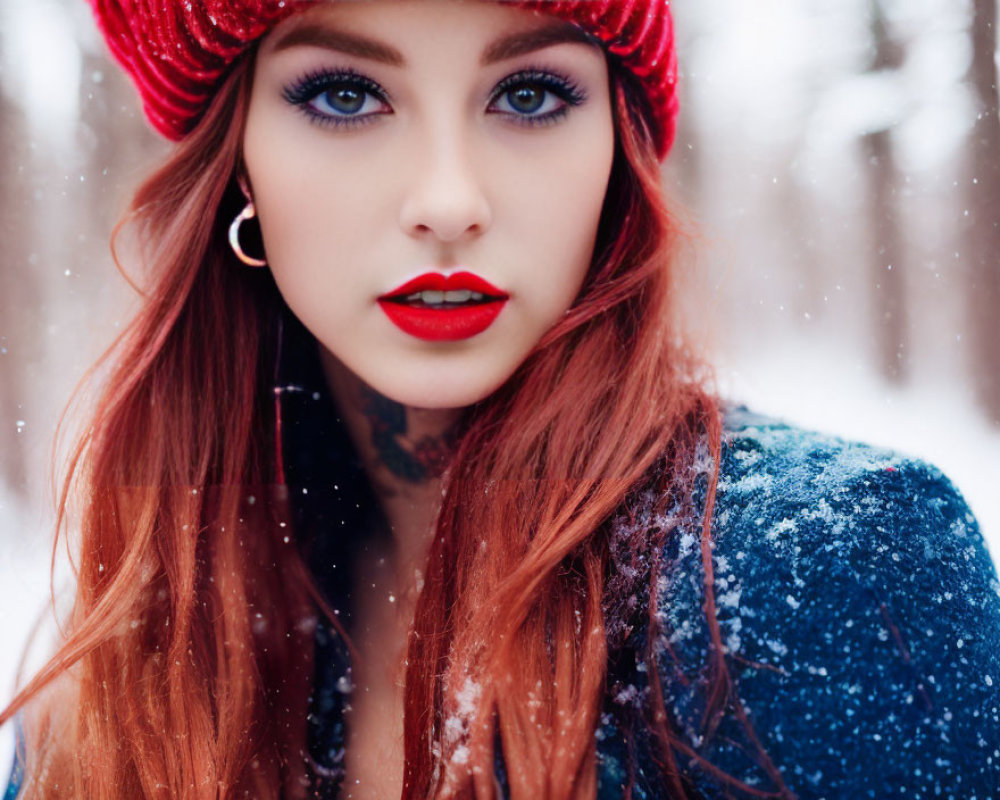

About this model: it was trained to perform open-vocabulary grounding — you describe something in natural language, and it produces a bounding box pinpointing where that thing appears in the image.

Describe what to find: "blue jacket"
[7,406,999,798]
[594,407,1000,797]
[300,406,1000,799]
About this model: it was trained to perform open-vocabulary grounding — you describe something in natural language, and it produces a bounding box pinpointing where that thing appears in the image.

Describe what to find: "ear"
[234,162,254,202]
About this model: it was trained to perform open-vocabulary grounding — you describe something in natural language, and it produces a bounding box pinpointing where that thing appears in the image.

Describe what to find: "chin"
[368,368,511,410]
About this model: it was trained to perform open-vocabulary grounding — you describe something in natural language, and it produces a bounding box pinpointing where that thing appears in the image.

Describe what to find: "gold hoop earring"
[229,201,267,268]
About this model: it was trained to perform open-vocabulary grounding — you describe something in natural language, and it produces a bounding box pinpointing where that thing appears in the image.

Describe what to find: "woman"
[3,0,999,798]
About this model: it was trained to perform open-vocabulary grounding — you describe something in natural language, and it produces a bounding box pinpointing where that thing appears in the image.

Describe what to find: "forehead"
[259,0,602,64]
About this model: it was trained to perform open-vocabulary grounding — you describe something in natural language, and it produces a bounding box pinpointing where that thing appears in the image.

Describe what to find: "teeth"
[402,289,488,304]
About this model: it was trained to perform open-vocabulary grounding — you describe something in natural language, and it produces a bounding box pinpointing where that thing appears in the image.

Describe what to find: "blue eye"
[310,83,384,117]
[282,67,587,130]
[488,69,587,126]
[283,69,391,129]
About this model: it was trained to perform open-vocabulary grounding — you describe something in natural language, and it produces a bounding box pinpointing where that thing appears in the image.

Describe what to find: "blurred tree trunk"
[0,93,40,500]
[966,0,1000,425]
[863,0,908,384]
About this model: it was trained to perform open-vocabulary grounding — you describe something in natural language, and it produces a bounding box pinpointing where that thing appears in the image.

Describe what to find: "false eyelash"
[282,67,391,129]
[488,67,588,127]
[282,67,389,107]
[281,65,589,130]
[490,67,587,127]
[491,67,587,110]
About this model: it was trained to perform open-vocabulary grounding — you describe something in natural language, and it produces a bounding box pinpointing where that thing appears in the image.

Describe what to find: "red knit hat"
[88,0,679,159]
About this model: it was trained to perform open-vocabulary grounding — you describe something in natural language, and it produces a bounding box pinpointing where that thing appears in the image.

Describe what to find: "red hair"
[0,48,792,800]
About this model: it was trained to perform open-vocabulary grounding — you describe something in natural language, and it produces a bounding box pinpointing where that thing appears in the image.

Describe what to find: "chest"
[340,679,406,800]
[335,565,413,799]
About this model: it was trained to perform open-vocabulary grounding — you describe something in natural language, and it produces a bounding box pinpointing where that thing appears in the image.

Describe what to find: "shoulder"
[612,407,1000,798]
[655,406,999,644]
[712,406,992,588]
[718,403,974,508]
[711,407,996,624]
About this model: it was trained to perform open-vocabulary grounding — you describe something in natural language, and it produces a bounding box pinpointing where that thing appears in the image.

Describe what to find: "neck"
[318,348,462,581]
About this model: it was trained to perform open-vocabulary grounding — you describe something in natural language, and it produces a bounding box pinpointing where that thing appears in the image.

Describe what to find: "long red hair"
[0,43,792,800]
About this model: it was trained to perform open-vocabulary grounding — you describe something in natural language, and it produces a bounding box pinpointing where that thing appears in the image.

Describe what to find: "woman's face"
[243,0,614,409]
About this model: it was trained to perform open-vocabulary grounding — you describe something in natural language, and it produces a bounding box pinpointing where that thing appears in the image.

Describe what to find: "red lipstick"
[377,271,509,342]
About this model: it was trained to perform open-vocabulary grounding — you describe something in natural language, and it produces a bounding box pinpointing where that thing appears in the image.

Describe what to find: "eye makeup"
[281,64,589,130]
[488,68,587,127]
[282,67,392,129]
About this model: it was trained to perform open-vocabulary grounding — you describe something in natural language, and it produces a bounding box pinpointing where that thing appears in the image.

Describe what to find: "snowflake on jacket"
[593,406,1000,799]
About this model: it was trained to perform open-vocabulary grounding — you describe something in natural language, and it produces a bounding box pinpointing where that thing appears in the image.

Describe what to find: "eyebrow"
[482,22,597,65]
[269,19,597,67]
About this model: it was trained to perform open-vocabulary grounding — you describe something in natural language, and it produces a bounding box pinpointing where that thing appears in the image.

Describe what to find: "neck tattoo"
[360,386,456,483]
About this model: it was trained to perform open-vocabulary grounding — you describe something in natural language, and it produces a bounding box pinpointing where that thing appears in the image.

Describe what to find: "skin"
[242,1,614,795]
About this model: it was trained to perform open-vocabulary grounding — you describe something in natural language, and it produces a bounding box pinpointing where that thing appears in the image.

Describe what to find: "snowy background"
[1,0,998,783]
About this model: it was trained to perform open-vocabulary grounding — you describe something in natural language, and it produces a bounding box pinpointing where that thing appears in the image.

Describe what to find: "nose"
[398,129,493,244]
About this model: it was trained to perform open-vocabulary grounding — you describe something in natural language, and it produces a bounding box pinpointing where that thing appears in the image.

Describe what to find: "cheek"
[511,147,613,317]
[243,110,390,275]
[246,155,388,321]
[250,157,350,262]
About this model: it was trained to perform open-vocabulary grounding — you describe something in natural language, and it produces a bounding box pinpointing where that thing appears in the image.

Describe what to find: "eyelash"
[281,66,588,130]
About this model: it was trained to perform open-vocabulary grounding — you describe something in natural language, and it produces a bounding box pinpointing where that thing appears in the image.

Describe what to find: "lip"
[379,270,508,301]
[377,270,509,342]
